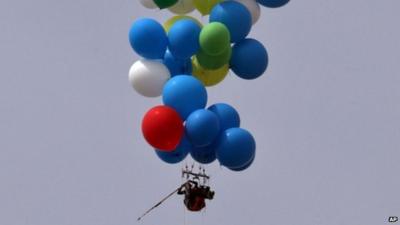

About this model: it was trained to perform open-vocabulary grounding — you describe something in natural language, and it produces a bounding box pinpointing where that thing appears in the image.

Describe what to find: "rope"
[182,162,187,225]
[183,198,187,225]
[201,203,206,225]
[137,185,182,221]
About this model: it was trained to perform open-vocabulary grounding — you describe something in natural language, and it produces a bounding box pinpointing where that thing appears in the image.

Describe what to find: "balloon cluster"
[129,0,289,171]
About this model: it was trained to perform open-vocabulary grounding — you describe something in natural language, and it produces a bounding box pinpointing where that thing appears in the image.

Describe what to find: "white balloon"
[168,0,195,14]
[139,0,157,9]
[129,59,171,97]
[234,0,261,25]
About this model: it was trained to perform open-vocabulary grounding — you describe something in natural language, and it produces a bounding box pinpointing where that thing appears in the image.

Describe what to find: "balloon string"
[183,198,187,225]
[181,162,186,225]
[202,203,206,225]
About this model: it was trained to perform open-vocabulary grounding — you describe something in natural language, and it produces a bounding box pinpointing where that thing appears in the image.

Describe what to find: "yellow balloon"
[193,0,222,16]
[192,58,229,87]
[163,15,202,33]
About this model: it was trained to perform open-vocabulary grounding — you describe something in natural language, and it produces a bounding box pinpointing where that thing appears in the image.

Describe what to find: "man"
[178,180,215,211]
[137,179,215,221]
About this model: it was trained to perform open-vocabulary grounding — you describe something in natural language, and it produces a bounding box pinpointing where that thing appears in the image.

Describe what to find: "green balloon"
[154,0,178,9]
[193,0,223,15]
[196,46,232,70]
[200,22,231,56]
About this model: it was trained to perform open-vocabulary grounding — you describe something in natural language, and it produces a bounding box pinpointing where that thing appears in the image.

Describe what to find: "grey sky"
[1,0,400,225]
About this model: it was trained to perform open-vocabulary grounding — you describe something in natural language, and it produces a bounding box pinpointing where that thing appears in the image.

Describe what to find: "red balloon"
[142,105,184,151]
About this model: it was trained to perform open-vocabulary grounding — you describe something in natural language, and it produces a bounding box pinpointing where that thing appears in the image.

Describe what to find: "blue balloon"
[216,128,256,169]
[209,1,252,43]
[190,144,217,164]
[168,19,201,59]
[155,135,191,164]
[163,50,192,76]
[208,103,240,131]
[230,38,268,80]
[257,0,290,8]
[228,153,255,171]
[129,18,168,59]
[162,75,207,120]
[185,109,220,147]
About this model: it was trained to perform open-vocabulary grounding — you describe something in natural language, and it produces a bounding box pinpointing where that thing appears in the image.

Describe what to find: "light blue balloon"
[190,144,217,164]
[208,103,240,131]
[257,0,290,8]
[228,153,255,171]
[168,19,201,59]
[209,1,252,43]
[155,135,191,164]
[163,50,192,76]
[162,75,208,120]
[129,18,168,59]
[230,38,268,80]
[185,109,220,147]
[216,128,256,168]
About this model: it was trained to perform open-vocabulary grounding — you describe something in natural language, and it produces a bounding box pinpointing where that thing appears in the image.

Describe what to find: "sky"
[1,0,400,225]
